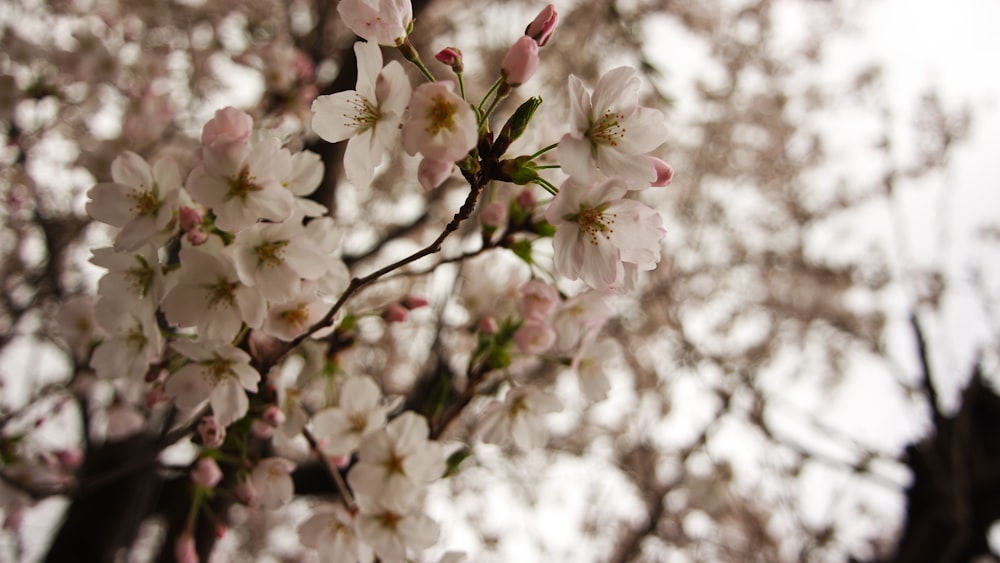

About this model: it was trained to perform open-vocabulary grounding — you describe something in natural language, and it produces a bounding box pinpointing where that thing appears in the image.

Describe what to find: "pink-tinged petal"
[552,226,582,280]
[566,75,592,135]
[152,157,183,193]
[285,151,324,196]
[592,66,640,116]
[617,107,669,153]
[397,512,439,550]
[376,61,411,128]
[211,378,249,427]
[237,288,266,329]
[555,134,597,182]
[200,310,244,342]
[114,215,159,252]
[111,151,154,189]
[166,366,212,409]
[354,40,383,100]
[249,186,295,224]
[344,132,379,187]
[417,157,452,190]
[594,146,656,185]
[86,183,132,227]
[232,362,261,392]
[387,412,429,454]
[312,91,365,143]
[186,166,229,209]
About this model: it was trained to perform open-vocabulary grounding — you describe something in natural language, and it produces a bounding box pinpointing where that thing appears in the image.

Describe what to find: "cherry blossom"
[355,492,439,563]
[90,245,165,308]
[478,386,561,450]
[310,375,390,457]
[187,121,294,232]
[86,151,181,251]
[557,66,669,186]
[298,504,374,563]
[401,81,478,163]
[545,176,665,292]
[90,299,163,380]
[230,217,331,304]
[312,41,411,188]
[250,457,296,510]
[165,340,260,427]
[347,412,444,508]
[262,282,330,341]
[161,247,266,341]
[337,0,412,46]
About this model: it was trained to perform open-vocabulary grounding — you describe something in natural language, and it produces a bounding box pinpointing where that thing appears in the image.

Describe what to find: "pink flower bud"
[501,37,539,87]
[478,315,500,335]
[56,449,83,471]
[262,405,286,428]
[175,530,199,563]
[418,157,454,190]
[516,188,536,209]
[384,302,409,323]
[650,157,674,187]
[520,279,560,320]
[191,457,223,489]
[514,319,556,355]
[201,107,253,150]
[328,453,352,469]
[234,475,259,507]
[197,417,226,448]
[403,295,429,309]
[435,47,463,72]
[185,228,209,246]
[251,419,274,439]
[525,4,558,46]
[481,201,508,228]
[178,206,203,232]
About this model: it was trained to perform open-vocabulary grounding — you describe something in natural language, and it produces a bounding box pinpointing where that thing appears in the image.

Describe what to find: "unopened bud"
[435,47,463,73]
[501,37,539,88]
[516,188,536,210]
[481,201,508,228]
[478,315,499,335]
[262,405,286,428]
[649,157,674,187]
[384,302,409,323]
[499,156,539,185]
[525,4,558,46]
[179,206,203,232]
[418,157,453,190]
[496,97,542,155]
[403,295,429,309]
[191,457,223,489]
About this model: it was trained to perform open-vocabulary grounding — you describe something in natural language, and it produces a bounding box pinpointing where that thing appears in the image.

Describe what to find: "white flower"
[355,493,439,563]
[312,41,411,188]
[299,504,374,563]
[90,301,163,380]
[304,217,351,299]
[187,133,294,232]
[551,290,613,352]
[347,412,444,509]
[557,67,668,187]
[262,281,331,341]
[478,386,561,451]
[401,81,478,163]
[87,151,181,252]
[310,376,389,458]
[283,150,329,216]
[230,217,331,304]
[573,337,617,401]
[161,247,266,341]
[545,176,665,292]
[337,0,412,46]
[250,457,296,510]
[90,245,165,307]
[165,340,260,427]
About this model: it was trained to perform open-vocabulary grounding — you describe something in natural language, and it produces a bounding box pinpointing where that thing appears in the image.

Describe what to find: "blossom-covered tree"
[0,0,993,562]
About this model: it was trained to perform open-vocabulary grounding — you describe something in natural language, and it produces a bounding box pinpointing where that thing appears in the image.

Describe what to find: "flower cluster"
[73,0,674,560]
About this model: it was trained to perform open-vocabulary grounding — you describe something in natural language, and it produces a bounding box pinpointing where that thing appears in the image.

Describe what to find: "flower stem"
[477,77,505,119]
[303,427,356,512]
[530,142,559,160]
[534,177,559,196]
